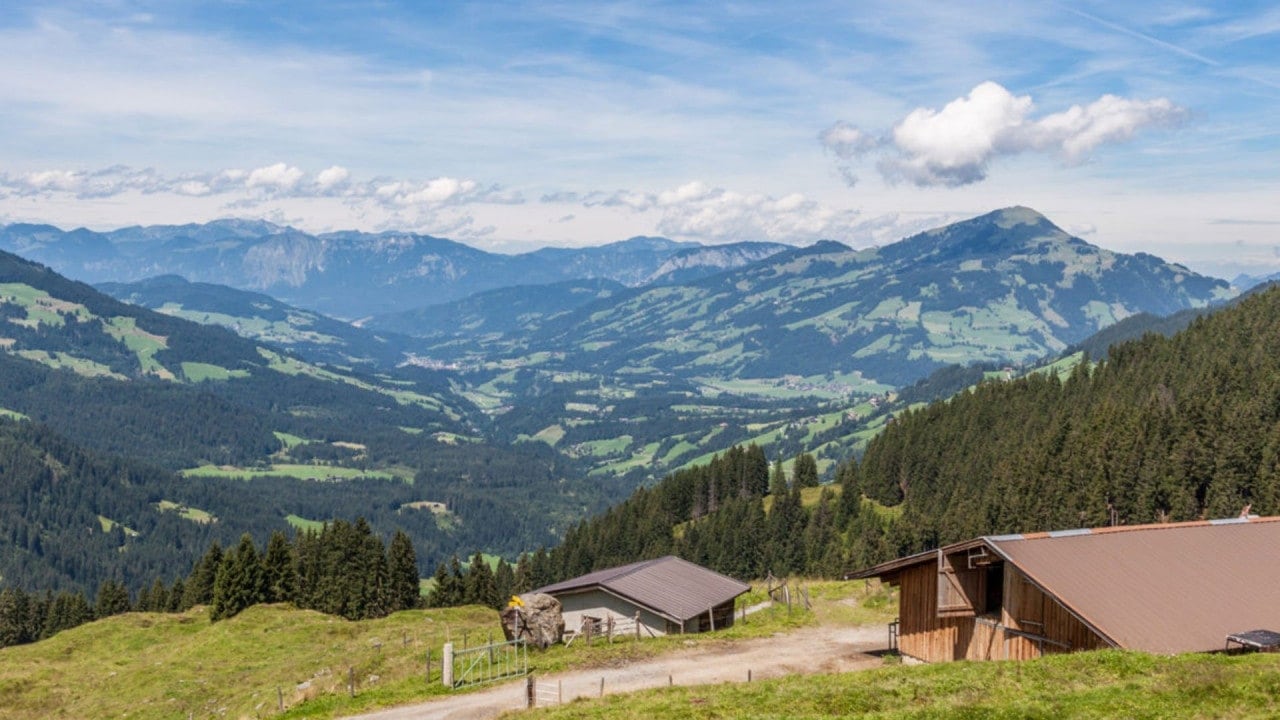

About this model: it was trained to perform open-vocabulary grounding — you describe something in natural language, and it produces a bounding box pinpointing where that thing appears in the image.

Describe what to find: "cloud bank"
[565,181,861,244]
[822,81,1185,187]
[0,164,520,210]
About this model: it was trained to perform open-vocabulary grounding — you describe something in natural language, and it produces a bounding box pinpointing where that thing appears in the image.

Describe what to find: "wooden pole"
[277,686,284,712]
[558,679,563,704]
[599,676,605,697]
[748,669,752,682]
[348,667,355,697]
[708,606,715,632]
[526,676,536,708]
[635,611,641,641]
[425,649,432,683]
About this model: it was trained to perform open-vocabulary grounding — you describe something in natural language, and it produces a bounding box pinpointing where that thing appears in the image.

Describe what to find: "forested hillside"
[539,286,1280,584]
[858,284,1280,554]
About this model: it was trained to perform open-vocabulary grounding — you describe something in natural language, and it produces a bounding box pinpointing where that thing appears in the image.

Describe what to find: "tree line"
[0,519,419,650]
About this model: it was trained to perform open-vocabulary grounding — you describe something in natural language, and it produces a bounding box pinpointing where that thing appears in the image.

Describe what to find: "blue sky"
[0,1,1277,278]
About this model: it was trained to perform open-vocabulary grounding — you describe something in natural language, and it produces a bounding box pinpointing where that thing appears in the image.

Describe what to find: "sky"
[0,1,1277,279]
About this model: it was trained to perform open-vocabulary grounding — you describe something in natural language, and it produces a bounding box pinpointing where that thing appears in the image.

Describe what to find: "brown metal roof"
[851,516,1280,654]
[535,556,750,622]
[989,516,1280,654]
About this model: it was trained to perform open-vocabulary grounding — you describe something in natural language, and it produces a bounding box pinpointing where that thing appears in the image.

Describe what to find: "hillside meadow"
[516,650,1280,719]
[0,580,887,719]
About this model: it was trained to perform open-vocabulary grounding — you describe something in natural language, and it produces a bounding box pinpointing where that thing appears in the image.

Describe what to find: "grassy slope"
[0,581,887,720]
[518,651,1280,719]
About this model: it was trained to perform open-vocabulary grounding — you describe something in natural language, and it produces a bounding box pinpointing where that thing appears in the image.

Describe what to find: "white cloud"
[0,164,519,214]
[246,163,304,190]
[580,182,861,244]
[828,81,1185,187]
[315,165,350,191]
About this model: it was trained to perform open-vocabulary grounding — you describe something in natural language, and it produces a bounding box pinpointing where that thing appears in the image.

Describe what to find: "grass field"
[0,581,869,720]
[180,463,405,482]
[516,649,1280,720]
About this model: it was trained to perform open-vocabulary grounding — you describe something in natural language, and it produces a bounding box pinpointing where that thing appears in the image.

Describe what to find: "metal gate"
[445,639,528,689]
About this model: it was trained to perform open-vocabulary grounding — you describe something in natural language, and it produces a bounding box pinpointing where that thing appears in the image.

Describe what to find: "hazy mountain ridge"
[0,223,790,318]
[96,274,421,367]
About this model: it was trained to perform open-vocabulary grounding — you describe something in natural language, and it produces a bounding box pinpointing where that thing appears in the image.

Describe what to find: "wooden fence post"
[635,611,641,641]
[708,606,715,631]
[526,676,536,708]
[277,686,284,712]
[425,649,432,683]
[348,667,355,697]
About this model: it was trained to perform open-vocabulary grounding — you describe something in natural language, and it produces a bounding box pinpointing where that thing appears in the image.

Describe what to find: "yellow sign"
[507,595,524,608]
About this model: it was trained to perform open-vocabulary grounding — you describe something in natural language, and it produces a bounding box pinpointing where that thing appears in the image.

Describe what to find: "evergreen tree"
[494,557,515,607]
[387,530,421,612]
[769,457,788,495]
[181,542,223,609]
[43,591,91,638]
[94,579,131,618]
[793,452,819,488]
[210,533,267,621]
[513,553,533,594]
[464,552,499,609]
[262,530,297,604]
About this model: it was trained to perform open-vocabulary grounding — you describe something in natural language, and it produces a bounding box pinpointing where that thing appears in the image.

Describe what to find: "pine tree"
[793,452,819,488]
[262,531,297,604]
[387,530,421,612]
[211,533,267,622]
[769,458,788,496]
[94,579,131,619]
[494,557,515,606]
[464,552,499,609]
[182,542,223,609]
[513,553,533,595]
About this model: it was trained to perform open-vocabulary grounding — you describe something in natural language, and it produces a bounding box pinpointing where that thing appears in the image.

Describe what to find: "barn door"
[936,550,976,617]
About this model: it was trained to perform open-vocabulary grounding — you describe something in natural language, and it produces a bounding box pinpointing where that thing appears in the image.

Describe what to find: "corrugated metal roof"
[535,556,750,622]
[988,516,1280,654]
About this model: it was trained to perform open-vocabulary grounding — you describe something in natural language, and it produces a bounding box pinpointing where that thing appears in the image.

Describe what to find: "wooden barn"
[849,516,1280,662]
[536,556,749,637]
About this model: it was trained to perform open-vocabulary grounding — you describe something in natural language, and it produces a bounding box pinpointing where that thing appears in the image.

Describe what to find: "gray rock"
[500,593,564,648]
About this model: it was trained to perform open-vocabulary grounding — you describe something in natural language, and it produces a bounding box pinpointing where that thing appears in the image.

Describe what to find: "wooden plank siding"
[892,557,1108,663]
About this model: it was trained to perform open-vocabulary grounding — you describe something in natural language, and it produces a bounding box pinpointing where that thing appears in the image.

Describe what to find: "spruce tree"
[262,531,297,604]
[94,579,131,618]
[182,542,223,609]
[769,458,788,495]
[464,552,499,609]
[494,557,515,606]
[793,452,819,488]
[387,530,420,612]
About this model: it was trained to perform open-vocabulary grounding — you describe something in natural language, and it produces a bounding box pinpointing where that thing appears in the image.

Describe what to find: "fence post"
[526,676,536,708]
[348,667,355,698]
[426,649,432,683]
[277,686,284,712]
[708,606,715,632]
[442,643,454,688]
[599,676,605,697]
[607,616,614,643]
[635,611,641,641]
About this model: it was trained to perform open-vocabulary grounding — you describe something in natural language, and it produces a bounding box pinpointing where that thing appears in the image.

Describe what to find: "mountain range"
[0,205,1244,594]
[0,222,788,318]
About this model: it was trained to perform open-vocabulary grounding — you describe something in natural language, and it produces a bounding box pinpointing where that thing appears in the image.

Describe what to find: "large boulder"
[500,593,564,648]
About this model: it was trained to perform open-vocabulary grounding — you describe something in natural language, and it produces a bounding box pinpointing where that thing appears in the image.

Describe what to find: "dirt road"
[345,624,889,720]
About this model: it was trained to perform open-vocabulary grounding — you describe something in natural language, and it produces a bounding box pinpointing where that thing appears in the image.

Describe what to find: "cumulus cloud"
[315,165,350,191]
[0,164,521,210]
[578,182,861,244]
[246,162,304,190]
[826,81,1185,188]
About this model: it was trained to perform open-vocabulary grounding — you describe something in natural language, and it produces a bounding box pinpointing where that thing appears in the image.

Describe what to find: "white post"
[442,642,454,688]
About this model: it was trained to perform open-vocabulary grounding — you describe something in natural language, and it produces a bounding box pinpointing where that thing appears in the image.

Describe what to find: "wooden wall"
[893,557,1109,663]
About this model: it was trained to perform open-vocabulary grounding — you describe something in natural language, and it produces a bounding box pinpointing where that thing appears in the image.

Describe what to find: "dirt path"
[345,624,889,720]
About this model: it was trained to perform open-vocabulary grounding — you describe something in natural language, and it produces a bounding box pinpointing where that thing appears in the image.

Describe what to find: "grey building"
[537,556,750,637]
